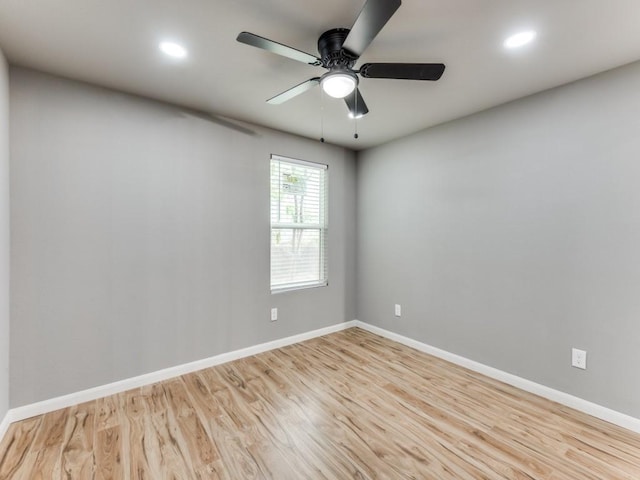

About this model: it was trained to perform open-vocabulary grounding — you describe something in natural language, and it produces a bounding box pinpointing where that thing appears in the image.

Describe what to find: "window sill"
[271,282,328,294]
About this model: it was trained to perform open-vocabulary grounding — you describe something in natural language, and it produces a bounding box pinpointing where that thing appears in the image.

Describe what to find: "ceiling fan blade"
[237,32,322,66]
[342,0,402,58]
[344,88,369,117]
[267,78,321,104]
[359,63,445,80]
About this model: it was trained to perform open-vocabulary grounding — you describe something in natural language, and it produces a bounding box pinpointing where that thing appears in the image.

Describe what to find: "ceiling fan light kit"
[321,70,358,98]
[236,0,445,127]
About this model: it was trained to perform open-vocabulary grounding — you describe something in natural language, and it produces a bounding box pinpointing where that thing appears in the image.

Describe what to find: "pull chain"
[320,88,325,143]
[354,90,359,139]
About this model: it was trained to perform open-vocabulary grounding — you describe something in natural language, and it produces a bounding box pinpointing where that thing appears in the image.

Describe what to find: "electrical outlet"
[394,304,402,317]
[271,308,278,322]
[571,348,587,370]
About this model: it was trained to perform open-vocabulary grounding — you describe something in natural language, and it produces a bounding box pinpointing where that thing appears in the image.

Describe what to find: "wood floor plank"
[163,378,221,472]
[95,394,121,432]
[31,408,69,452]
[94,425,123,480]
[1,327,640,479]
[310,337,563,478]
[0,416,42,479]
[261,346,503,480]
[122,388,160,479]
[19,447,64,480]
[59,403,96,478]
[241,354,376,479]
[142,382,194,479]
[206,408,264,479]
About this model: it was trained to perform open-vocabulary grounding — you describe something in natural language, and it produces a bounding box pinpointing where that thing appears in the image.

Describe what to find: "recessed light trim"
[159,41,188,59]
[504,30,537,49]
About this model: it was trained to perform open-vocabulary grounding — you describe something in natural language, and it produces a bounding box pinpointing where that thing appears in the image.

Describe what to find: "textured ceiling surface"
[1,0,640,149]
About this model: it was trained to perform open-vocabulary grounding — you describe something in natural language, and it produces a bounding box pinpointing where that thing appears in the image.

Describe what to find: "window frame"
[270,154,328,293]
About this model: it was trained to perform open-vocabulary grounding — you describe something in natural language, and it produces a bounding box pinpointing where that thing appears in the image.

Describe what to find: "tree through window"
[270,155,328,292]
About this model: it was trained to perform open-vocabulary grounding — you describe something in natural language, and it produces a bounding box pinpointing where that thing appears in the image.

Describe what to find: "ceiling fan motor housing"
[318,28,357,69]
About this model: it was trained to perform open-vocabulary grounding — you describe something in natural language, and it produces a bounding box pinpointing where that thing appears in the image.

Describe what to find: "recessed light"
[503,30,537,49]
[159,41,188,59]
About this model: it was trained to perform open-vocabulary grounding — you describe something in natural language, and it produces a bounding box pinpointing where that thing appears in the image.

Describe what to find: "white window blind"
[270,155,328,292]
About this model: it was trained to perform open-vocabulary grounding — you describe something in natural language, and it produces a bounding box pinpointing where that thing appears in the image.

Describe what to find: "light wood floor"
[1,328,640,479]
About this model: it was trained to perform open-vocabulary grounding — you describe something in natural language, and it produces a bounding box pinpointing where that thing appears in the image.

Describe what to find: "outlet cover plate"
[571,348,587,369]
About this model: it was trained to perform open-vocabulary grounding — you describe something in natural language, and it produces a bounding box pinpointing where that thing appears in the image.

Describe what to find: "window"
[270,155,328,292]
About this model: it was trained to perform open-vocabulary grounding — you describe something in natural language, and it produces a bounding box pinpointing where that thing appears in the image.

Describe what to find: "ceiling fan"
[237,0,445,119]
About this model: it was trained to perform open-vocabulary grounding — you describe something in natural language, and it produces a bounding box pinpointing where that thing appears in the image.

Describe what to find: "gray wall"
[357,61,640,418]
[0,48,9,420]
[10,67,356,407]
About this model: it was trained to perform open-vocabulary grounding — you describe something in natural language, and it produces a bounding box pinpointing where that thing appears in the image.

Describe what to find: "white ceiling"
[1,0,640,150]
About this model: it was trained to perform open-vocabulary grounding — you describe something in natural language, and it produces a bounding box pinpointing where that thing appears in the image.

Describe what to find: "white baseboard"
[6,320,358,426]
[3,318,639,445]
[353,320,640,434]
[0,410,11,442]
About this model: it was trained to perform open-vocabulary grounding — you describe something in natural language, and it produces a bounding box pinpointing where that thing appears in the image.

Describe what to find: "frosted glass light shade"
[321,73,357,98]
